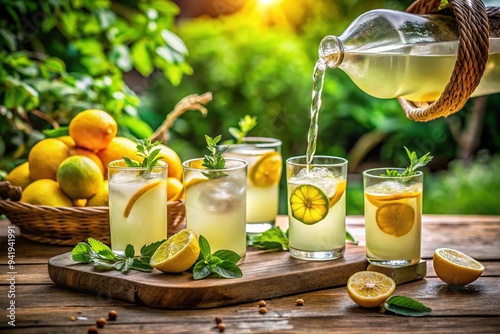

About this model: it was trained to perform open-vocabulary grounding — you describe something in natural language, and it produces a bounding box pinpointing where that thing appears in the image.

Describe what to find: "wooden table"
[1,215,499,333]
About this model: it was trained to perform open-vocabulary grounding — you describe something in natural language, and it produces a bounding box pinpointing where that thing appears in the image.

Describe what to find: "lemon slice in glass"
[375,203,415,237]
[347,271,396,308]
[124,180,163,218]
[329,179,346,207]
[150,229,201,273]
[433,248,485,285]
[290,184,329,225]
[249,151,282,187]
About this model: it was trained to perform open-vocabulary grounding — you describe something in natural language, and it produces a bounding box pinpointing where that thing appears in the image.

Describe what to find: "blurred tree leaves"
[0,0,190,170]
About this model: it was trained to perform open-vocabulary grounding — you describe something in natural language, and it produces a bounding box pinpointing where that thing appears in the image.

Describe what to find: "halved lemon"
[124,180,163,218]
[249,151,282,187]
[329,180,346,207]
[433,248,485,285]
[290,184,329,225]
[150,229,200,273]
[347,271,396,308]
[375,203,415,237]
[365,191,420,208]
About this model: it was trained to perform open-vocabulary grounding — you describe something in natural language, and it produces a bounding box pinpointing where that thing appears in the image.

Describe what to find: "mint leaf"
[123,138,163,173]
[131,259,154,272]
[213,261,242,278]
[384,295,432,317]
[125,244,135,258]
[247,227,289,251]
[227,115,257,143]
[193,261,212,280]
[213,250,241,264]
[71,242,93,263]
[202,135,228,179]
[114,258,134,273]
[198,235,211,258]
[87,238,116,260]
[346,231,358,245]
[384,147,433,177]
[140,239,167,259]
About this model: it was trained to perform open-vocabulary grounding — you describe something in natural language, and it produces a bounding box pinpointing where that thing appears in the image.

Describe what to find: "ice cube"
[289,167,337,197]
[192,176,246,213]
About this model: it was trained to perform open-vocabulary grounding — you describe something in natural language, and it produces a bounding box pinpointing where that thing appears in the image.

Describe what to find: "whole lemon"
[97,136,138,177]
[57,155,103,199]
[28,138,71,181]
[69,147,105,174]
[6,161,32,189]
[158,144,182,180]
[69,109,117,152]
[21,179,72,207]
[87,181,109,206]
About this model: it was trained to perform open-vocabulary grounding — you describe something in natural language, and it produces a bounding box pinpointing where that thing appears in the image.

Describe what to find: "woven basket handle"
[0,181,22,202]
[399,0,490,122]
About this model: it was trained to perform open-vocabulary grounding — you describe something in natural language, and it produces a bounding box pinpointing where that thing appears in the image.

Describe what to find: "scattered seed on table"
[96,317,106,328]
[258,300,267,307]
[87,326,98,334]
[259,307,268,314]
[69,315,76,321]
[296,298,305,306]
[217,322,226,332]
[215,316,223,324]
[108,310,118,321]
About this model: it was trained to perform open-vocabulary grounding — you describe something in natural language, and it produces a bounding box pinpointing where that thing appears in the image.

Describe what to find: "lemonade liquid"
[363,171,422,267]
[108,162,168,256]
[288,179,346,253]
[183,159,247,257]
[225,138,282,234]
[286,157,347,261]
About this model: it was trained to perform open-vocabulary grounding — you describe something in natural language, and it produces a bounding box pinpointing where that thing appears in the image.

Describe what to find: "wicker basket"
[0,182,186,245]
[401,0,499,122]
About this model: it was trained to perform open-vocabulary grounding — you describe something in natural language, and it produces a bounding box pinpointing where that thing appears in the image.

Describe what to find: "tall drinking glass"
[286,156,347,261]
[183,158,247,258]
[363,168,423,267]
[225,137,282,234]
[108,160,168,256]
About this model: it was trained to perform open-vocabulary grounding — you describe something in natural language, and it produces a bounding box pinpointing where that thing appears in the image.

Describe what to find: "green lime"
[290,184,329,225]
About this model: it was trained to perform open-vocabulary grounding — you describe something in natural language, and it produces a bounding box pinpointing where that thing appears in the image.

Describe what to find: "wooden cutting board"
[48,244,368,309]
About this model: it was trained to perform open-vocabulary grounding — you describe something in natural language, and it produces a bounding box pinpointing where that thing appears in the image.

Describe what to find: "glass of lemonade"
[363,168,423,267]
[183,158,248,258]
[286,156,347,261]
[225,137,282,234]
[108,160,168,256]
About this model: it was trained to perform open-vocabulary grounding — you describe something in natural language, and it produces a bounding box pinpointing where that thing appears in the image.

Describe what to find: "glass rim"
[182,157,248,172]
[227,136,282,148]
[286,155,347,167]
[108,159,167,171]
[362,167,423,179]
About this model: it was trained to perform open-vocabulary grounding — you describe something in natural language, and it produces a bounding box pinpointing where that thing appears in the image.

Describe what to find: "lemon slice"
[184,177,208,190]
[365,191,420,208]
[290,184,329,225]
[249,151,282,187]
[347,271,396,308]
[124,180,162,218]
[433,248,485,285]
[375,203,415,237]
[150,229,201,273]
[329,180,346,207]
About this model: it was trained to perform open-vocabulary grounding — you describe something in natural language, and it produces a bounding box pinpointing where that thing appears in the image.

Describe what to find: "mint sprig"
[228,115,257,144]
[202,134,228,179]
[384,295,432,317]
[247,227,358,251]
[123,138,163,173]
[385,147,433,177]
[71,237,166,273]
[192,235,242,280]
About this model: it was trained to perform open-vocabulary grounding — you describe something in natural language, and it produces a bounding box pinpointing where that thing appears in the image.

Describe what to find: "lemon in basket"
[6,161,32,190]
[57,155,103,199]
[150,229,200,273]
[21,179,72,207]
